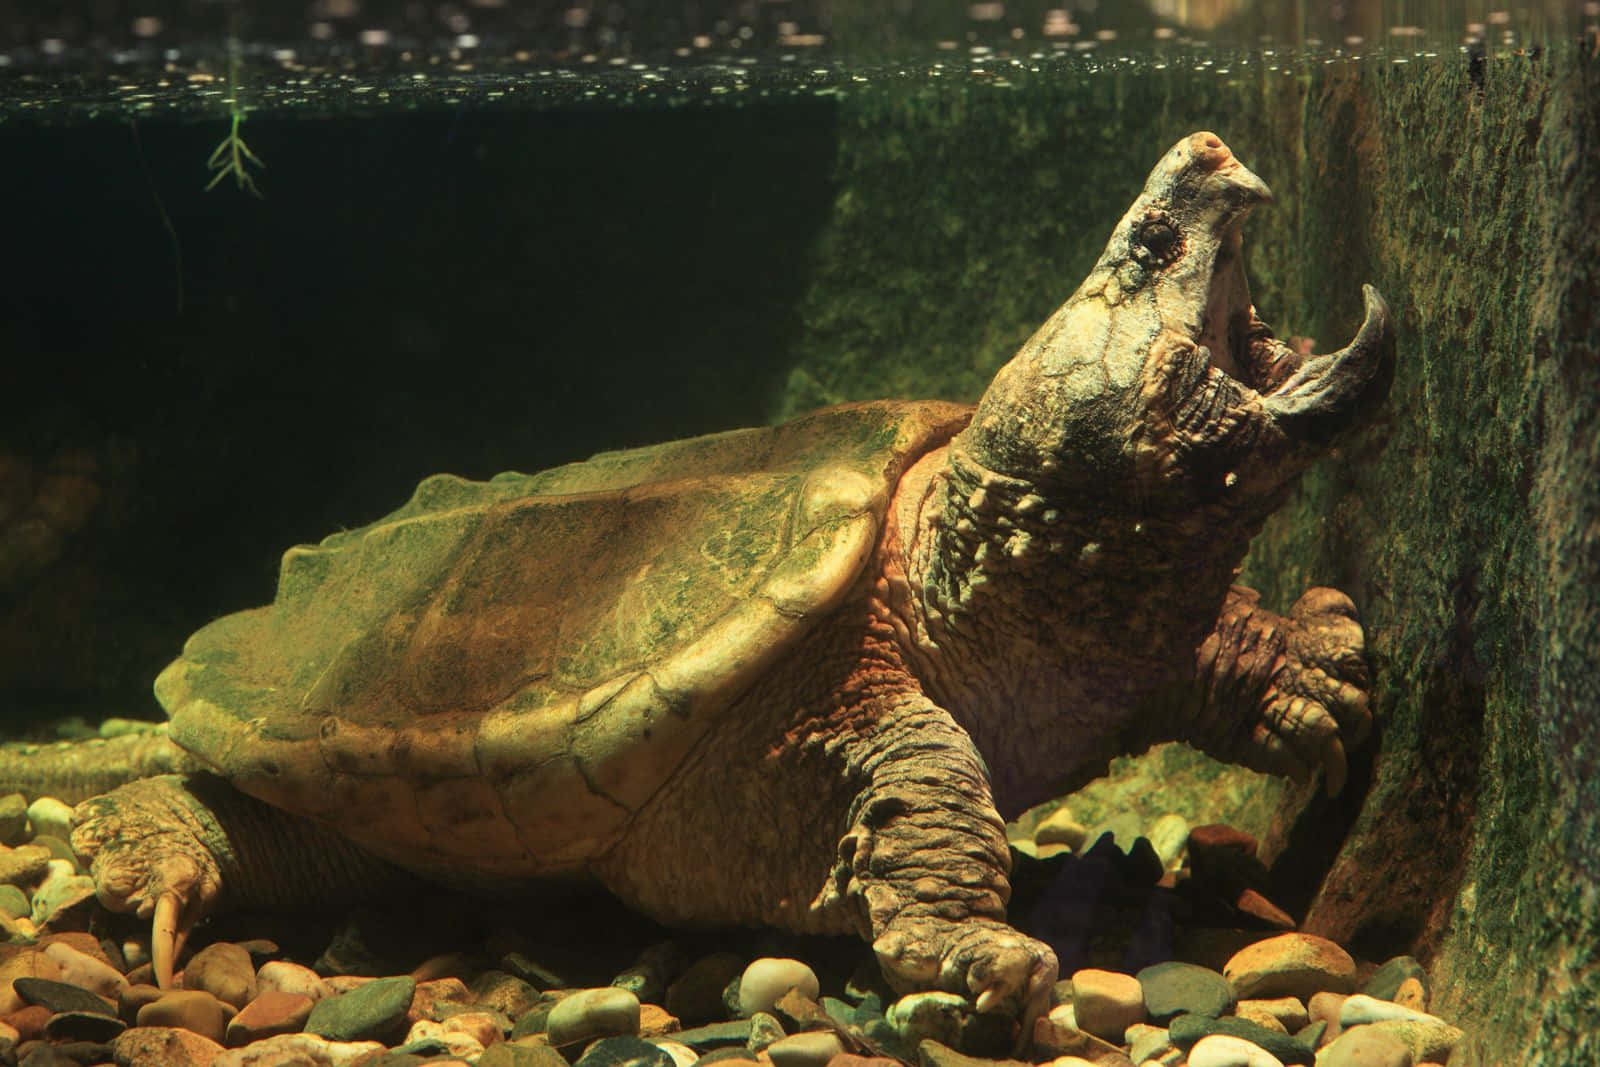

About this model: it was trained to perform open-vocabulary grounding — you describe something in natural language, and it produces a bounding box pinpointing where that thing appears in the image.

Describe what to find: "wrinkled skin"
[46,133,1391,1035]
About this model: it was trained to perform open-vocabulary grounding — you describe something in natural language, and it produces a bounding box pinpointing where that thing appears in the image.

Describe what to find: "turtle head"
[957,131,1392,520]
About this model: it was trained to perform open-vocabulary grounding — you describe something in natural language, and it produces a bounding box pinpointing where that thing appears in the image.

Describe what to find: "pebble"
[736,958,819,1018]
[225,989,313,1045]
[1137,961,1236,1022]
[573,1034,678,1067]
[471,971,546,1019]
[1339,994,1448,1027]
[612,940,690,1005]
[408,976,474,1023]
[0,883,27,918]
[24,797,73,843]
[1069,968,1145,1042]
[1127,1022,1175,1063]
[9,1002,52,1040]
[546,986,642,1047]
[1146,813,1190,869]
[655,1039,702,1067]
[32,837,78,868]
[1223,934,1356,999]
[112,1025,226,1066]
[1355,1018,1463,1061]
[1317,1026,1415,1067]
[887,991,969,1048]
[303,974,416,1043]
[430,1009,504,1047]
[13,976,114,1015]
[501,951,571,991]
[253,959,332,1002]
[210,1031,386,1065]
[43,1007,127,1042]
[482,1045,577,1067]
[402,1017,488,1057]
[1034,807,1088,850]
[1233,1005,1288,1034]
[42,939,130,999]
[28,865,95,925]
[0,794,26,846]
[1187,1033,1285,1067]
[746,1010,786,1052]
[1235,998,1306,1032]
[671,1020,752,1049]
[640,1001,681,1036]
[1393,977,1427,1012]
[765,1030,845,1067]
[1360,957,1429,1003]
[1234,890,1296,931]
[119,982,165,1023]
[184,941,258,1009]
[0,843,50,886]
[1031,1012,1128,1062]
[1308,990,1348,1027]
[1168,1013,1314,1065]
[665,952,746,1024]
[137,989,233,1044]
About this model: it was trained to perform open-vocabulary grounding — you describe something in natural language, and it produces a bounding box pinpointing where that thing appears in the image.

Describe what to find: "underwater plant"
[205,5,263,197]
[205,109,264,197]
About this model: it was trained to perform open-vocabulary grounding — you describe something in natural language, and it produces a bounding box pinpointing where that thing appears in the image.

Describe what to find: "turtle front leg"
[72,773,400,986]
[817,696,1057,1029]
[1172,585,1373,794]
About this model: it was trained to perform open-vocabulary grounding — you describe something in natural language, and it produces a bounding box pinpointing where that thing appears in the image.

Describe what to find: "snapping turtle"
[32,133,1391,1020]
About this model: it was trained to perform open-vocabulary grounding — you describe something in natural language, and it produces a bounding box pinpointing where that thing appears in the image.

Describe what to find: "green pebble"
[304,975,416,1043]
[1361,955,1429,1002]
[0,884,28,919]
[1168,1012,1315,1065]
[0,794,26,847]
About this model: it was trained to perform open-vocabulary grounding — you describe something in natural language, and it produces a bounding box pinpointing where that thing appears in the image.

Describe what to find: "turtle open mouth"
[1188,194,1392,432]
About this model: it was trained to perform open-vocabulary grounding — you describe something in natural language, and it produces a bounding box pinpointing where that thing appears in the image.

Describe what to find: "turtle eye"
[1137,218,1180,261]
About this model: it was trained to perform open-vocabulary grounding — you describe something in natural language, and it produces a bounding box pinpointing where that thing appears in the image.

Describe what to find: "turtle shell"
[154,400,970,887]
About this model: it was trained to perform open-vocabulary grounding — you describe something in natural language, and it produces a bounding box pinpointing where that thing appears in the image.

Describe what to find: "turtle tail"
[0,726,204,804]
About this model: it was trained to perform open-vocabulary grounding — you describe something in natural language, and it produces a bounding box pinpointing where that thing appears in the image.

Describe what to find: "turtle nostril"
[1193,131,1232,171]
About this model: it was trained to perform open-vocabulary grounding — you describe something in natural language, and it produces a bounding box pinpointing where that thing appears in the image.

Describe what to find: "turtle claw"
[1322,736,1349,798]
[152,892,183,988]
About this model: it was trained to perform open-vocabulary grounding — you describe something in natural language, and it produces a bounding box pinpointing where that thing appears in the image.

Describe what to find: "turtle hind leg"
[71,772,401,987]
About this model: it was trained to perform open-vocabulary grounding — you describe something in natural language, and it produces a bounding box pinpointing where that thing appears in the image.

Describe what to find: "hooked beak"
[1263,285,1394,440]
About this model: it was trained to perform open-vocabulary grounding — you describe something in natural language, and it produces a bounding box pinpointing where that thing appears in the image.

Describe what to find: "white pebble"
[766,1031,844,1067]
[1339,991,1444,1025]
[737,957,819,1017]
[256,960,332,1001]
[43,941,129,999]
[546,986,641,1046]
[401,1019,485,1058]
[26,797,73,842]
[1186,1033,1285,1067]
[656,1040,700,1067]
[210,1032,384,1066]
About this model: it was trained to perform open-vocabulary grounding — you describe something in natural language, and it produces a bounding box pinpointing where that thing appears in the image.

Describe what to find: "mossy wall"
[773,50,1597,1064]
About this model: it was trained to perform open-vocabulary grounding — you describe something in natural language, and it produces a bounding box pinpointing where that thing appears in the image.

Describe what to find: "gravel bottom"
[0,793,1466,1067]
